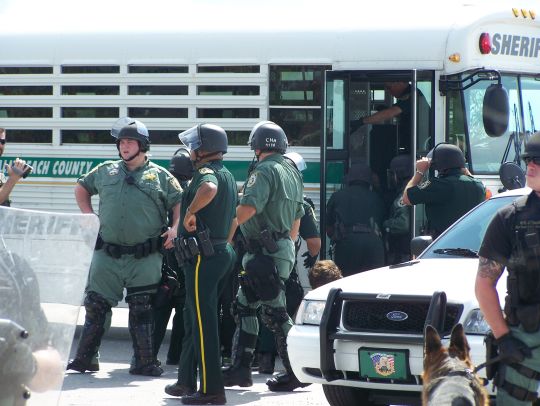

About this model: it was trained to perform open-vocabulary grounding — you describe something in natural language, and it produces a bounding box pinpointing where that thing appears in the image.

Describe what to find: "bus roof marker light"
[521,9,528,18]
[512,8,519,17]
[479,33,491,54]
[529,10,536,19]
[449,53,461,62]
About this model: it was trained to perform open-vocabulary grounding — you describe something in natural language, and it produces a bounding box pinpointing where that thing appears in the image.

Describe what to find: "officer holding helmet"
[222,121,307,392]
[325,162,386,276]
[153,147,194,366]
[402,142,485,238]
[68,117,182,377]
[475,132,540,405]
[165,124,237,405]
[383,154,413,264]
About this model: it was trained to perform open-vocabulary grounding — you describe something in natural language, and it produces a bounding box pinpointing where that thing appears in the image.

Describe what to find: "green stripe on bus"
[1,156,342,184]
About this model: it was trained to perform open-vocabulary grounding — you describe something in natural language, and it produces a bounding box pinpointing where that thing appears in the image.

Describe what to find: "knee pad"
[260,305,289,334]
[127,294,153,322]
[84,291,111,316]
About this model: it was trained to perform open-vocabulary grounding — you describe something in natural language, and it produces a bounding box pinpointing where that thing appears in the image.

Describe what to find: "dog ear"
[424,324,442,355]
[449,323,470,360]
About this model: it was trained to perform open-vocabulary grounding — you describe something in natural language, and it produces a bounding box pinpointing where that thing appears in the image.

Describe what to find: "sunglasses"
[0,139,5,145]
[524,156,540,165]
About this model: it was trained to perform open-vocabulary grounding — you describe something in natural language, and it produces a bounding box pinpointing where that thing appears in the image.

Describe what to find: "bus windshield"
[450,73,540,175]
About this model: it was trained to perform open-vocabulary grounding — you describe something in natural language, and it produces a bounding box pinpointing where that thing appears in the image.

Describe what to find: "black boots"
[164,382,196,397]
[266,371,311,392]
[181,392,226,405]
[257,352,275,374]
[222,348,253,387]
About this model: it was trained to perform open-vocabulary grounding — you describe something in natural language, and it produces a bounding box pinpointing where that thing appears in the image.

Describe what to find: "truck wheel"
[322,384,377,406]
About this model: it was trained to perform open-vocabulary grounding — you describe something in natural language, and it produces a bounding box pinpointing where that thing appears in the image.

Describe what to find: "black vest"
[506,194,540,305]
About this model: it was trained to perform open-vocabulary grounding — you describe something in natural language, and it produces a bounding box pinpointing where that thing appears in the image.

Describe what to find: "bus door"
[320,70,434,263]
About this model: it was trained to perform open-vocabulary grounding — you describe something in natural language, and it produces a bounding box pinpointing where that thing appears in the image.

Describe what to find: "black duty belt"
[97,236,161,259]
[343,224,373,234]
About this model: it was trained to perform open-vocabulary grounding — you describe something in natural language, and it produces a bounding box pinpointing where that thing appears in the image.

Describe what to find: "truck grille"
[342,299,463,335]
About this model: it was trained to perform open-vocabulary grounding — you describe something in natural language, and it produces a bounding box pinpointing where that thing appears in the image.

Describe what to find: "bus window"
[326,77,346,150]
[521,76,540,134]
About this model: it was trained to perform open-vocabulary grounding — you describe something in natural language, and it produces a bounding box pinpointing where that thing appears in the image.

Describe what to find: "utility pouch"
[244,253,281,301]
[515,303,540,333]
[259,229,279,254]
[187,237,200,256]
[197,228,215,257]
[238,270,259,303]
[173,237,187,265]
[485,330,499,380]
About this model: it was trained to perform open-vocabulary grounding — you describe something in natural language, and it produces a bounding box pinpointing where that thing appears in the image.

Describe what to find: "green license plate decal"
[358,348,409,380]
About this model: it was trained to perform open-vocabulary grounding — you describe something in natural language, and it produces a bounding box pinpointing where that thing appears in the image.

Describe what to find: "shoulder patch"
[108,167,119,176]
[199,167,214,175]
[143,173,157,181]
[170,177,182,191]
[246,172,258,188]
[418,180,431,190]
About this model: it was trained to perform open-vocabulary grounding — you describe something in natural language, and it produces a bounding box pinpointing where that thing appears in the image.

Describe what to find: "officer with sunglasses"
[0,128,30,206]
[476,132,540,405]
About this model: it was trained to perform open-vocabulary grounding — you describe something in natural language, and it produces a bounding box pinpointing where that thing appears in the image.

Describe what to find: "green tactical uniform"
[236,153,304,369]
[326,184,386,277]
[407,169,485,238]
[177,161,237,396]
[79,159,182,305]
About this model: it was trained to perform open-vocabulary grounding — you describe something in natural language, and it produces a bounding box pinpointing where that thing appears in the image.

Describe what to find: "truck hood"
[304,258,507,305]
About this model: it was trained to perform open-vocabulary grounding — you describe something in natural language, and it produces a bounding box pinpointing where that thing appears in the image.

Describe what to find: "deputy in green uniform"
[326,162,386,277]
[222,121,309,392]
[403,142,485,238]
[255,151,321,375]
[165,124,237,406]
[67,117,182,377]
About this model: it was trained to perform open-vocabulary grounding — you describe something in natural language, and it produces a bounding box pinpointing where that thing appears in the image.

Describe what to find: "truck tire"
[322,384,376,406]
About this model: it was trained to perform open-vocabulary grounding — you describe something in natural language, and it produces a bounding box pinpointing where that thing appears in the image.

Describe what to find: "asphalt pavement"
[57,308,327,406]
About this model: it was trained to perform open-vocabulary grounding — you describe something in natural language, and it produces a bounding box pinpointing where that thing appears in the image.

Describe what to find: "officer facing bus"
[68,117,182,377]
[166,124,237,405]
[402,142,485,238]
[325,162,386,277]
[222,121,308,392]
[475,132,540,405]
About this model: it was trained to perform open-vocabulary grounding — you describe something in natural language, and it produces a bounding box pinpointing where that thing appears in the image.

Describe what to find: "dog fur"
[422,324,489,406]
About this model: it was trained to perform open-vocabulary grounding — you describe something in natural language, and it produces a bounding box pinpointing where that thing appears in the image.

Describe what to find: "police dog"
[422,324,488,406]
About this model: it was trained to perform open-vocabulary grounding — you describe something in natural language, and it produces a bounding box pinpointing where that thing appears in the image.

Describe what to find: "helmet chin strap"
[119,147,141,162]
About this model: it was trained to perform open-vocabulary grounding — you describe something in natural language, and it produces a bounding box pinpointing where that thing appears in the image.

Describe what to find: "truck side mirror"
[483,84,509,137]
[411,235,433,257]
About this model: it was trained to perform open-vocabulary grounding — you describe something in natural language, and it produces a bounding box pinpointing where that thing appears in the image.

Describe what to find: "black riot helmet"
[248,121,288,154]
[178,124,228,155]
[521,132,540,160]
[387,154,413,189]
[345,162,372,186]
[428,143,466,173]
[111,117,150,152]
[169,147,194,181]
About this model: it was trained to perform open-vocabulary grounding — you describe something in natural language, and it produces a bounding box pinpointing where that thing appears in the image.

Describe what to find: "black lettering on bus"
[492,33,501,54]
[520,36,530,57]
[533,37,540,58]
[501,34,512,55]
[511,35,520,56]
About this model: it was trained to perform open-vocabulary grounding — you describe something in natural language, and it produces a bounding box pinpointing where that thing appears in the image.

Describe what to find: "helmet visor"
[110,117,149,139]
[179,126,202,151]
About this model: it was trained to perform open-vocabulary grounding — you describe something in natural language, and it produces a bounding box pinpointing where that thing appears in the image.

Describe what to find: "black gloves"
[496,332,533,364]
[302,251,318,268]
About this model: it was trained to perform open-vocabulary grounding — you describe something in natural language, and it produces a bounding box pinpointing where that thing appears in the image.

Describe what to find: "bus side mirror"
[410,235,433,258]
[483,84,509,137]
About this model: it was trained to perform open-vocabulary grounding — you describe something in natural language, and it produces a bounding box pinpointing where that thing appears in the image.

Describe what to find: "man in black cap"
[475,132,540,405]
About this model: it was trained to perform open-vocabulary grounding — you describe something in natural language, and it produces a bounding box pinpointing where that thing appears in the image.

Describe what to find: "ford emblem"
[386,311,408,321]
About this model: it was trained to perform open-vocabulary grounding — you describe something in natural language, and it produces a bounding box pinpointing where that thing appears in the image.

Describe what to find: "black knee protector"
[84,291,111,324]
[260,305,289,335]
[126,294,153,320]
